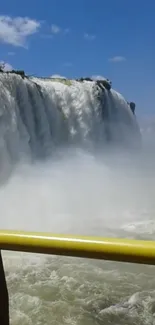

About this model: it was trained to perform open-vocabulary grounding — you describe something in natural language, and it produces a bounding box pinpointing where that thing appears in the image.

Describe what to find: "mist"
[0,140,154,242]
[0,127,155,325]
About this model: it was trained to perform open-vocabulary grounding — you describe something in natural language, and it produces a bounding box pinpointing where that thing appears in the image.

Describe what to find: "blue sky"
[0,0,154,116]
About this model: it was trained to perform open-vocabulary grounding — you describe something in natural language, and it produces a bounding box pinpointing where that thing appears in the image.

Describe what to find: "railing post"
[0,251,9,325]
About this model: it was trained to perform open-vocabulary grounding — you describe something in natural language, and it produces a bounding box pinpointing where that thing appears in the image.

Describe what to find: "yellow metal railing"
[1,230,155,265]
[1,230,155,324]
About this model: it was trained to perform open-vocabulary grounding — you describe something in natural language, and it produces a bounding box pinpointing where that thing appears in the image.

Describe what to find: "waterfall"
[0,73,141,172]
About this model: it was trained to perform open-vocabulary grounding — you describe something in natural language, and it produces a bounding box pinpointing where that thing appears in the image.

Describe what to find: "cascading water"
[0,73,140,164]
[0,72,154,325]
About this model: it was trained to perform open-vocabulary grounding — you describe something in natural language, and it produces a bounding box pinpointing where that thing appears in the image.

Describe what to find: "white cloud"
[0,61,13,71]
[51,25,70,36]
[108,56,126,62]
[51,24,61,34]
[0,15,40,47]
[84,33,96,41]
[50,74,66,79]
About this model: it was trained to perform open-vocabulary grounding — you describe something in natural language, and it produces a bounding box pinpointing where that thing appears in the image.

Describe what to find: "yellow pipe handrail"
[0,230,155,265]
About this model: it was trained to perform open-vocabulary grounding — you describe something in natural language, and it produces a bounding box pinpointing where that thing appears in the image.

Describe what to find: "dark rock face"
[0,69,26,79]
[96,79,111,91]
[76,77,93,82]
[76,77,112,91]
[10,70,25,78]
[129,102,136,114]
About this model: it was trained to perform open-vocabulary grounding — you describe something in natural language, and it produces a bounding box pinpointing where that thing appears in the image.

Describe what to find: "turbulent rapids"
[1,71,155,325]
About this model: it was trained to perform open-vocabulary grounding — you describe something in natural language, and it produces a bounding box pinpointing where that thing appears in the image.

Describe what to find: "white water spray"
[0,73,154,325]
